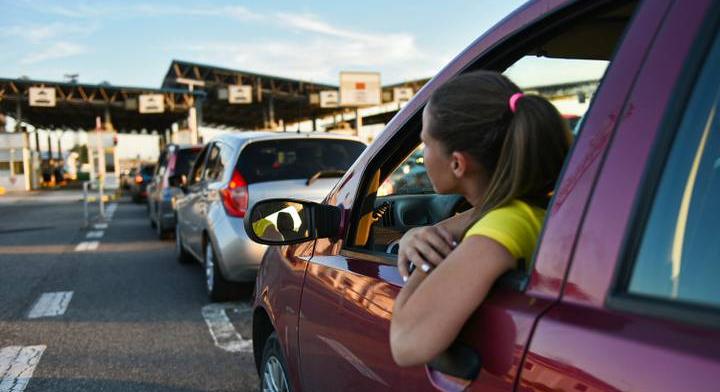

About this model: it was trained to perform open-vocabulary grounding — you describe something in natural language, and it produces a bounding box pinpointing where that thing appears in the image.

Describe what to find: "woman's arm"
[390,235,515,367]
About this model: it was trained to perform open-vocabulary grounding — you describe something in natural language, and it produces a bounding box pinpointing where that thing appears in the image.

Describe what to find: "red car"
[246,0,720,390]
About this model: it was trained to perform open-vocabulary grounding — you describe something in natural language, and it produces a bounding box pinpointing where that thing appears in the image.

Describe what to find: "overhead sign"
[309,93,320,105]
[229,85,252,104]
[339,72,381,107]
[139,94,165,113]
[320,90,339,108]
[29,87,56,107]
[393,87,414,104]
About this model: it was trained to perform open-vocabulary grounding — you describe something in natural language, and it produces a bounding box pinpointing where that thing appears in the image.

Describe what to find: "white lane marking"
[74,241,99,252]
[86,231,104,239]
[93,223,108,230]
[0,345,46,392]
[201,303,253,353]
[27,291,73,319]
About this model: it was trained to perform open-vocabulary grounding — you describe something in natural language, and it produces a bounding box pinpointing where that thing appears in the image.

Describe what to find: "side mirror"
[244,198,341,246]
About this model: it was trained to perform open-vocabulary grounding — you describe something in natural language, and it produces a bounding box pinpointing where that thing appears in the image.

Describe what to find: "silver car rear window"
[237,139,365,183]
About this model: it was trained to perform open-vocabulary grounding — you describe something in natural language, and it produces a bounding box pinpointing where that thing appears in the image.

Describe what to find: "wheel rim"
[262,356,289,392]
[205,243,214,293]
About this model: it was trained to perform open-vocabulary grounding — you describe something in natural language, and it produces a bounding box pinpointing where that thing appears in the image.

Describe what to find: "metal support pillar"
[47,133,53,160]
[16,99,33,190]
[355,108,362,137]
[22,132,32,191]
[268,96,275,129]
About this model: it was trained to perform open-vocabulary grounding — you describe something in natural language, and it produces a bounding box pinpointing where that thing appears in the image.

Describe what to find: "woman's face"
[421,105,456,194]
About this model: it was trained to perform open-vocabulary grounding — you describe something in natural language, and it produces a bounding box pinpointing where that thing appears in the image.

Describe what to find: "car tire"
[205,240,236,302]
[260,331,292,392]
[175,225,193,264]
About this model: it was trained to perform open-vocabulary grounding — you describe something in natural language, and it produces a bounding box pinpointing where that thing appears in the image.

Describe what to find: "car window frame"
[607,5,720,329]
[202,143,222,182]
[341,0,642,270]
[189,144,211,186]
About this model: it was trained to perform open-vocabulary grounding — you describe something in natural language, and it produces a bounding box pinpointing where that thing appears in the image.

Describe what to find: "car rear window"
[174,149,200,176]
[237,139,365,183]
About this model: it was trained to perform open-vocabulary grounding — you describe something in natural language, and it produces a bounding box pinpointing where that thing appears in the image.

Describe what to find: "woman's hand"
[398,226,457,280]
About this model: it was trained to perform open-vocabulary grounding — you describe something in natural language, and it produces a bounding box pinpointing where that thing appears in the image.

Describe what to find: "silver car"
[174,132,366,301]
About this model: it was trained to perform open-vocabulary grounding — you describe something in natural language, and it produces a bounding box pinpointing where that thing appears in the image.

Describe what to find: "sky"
[0,0,528,88]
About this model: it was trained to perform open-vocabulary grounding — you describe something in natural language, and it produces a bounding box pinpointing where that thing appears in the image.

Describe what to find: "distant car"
[147,144,201,238]
[120,168,135,190]
[174,132,366,301]
[129,163,155,203]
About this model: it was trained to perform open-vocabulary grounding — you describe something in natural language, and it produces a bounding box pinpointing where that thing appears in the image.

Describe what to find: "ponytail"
[478,94,571,217]
[425,71,571,233]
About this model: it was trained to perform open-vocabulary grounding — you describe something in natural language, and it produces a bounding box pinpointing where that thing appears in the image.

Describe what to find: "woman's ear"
[450,151,469,178]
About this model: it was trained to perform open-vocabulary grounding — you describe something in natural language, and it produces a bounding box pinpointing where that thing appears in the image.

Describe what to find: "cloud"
[184,12,437,84]
[20,41,87,65]
[25,2,262,21]
[2,22,96,43]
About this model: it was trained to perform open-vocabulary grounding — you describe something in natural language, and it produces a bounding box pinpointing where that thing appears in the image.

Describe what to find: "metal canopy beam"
[0,78,202,132]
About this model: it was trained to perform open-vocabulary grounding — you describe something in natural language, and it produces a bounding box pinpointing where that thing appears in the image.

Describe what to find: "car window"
[378,144,433,197]
[140,165,155,176]
[625,33,720,309]
[203,144,224,182]
[189,145,209,185]
[504,57,607,134]
[237,139,365,184]
[173,148,200,177]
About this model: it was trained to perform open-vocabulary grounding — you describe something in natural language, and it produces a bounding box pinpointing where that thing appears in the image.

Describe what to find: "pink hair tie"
[509,92,524,113]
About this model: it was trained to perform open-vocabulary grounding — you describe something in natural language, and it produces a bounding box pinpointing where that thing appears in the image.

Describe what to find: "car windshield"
[174,149,200,176]
[237,139,365,184]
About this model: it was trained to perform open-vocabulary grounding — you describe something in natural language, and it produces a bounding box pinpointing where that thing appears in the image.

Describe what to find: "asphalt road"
[0,193,258,392]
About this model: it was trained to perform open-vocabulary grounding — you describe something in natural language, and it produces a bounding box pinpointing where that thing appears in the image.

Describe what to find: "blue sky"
[0,0,527,88]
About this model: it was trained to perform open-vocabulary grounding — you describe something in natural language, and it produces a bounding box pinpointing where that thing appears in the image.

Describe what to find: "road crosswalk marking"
[201,303,253,353]
[27,291,74,319]
[86,231,104,239]
[0,345,46,392]
[74,241,99,252]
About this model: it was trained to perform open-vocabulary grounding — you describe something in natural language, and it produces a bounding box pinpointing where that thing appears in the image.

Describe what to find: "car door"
[181,144,210,258]
[518,2,720,390]
[296,0,667,390]
[202,141,229,239]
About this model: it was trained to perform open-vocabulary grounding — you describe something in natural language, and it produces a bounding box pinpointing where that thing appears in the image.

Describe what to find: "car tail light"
[221,170,248,218]
[135,175,144,184]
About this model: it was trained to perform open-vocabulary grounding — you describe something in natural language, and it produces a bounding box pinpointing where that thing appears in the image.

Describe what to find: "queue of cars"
[132,0,720,390]
[142,135,366,302]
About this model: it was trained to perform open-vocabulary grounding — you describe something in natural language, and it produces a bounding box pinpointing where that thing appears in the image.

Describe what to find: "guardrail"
[83,180,106,227]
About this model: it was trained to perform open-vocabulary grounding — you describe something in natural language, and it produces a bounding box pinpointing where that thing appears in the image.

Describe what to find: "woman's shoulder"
[464,199,546,243]
[463,199,546,261]
[478,200,545,225]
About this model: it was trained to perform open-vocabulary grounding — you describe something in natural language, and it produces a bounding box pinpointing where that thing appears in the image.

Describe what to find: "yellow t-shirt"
[463,200,546,271]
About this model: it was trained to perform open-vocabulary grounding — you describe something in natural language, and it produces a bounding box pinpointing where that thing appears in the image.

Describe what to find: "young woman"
[390,71,572,366]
